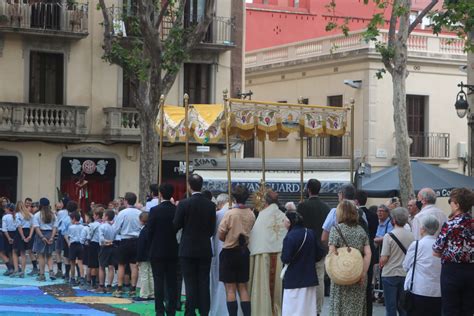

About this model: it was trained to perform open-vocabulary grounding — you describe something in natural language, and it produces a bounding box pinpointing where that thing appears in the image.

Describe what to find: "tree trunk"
[391,63,413,206]
[138,108,160,203]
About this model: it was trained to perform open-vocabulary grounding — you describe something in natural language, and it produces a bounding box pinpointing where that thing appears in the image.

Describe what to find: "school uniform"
[88,221,101,269]
[81,225,90,266]
[2,213,17,255]
[112,207,142,265]
[14,212,34,252]
[98,222,116,268]
[137,224,154,299]
[32,212,58,255]
[55,209,69,252]
[66,223,85,261]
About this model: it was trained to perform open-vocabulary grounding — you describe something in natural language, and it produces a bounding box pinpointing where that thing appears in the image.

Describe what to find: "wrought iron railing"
[0,0,88,34]
[409,132,450,159]
[307,133,351,158]
[0,102,87,136]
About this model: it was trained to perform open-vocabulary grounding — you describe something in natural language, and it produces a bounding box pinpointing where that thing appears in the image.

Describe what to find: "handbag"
[280,228,307,279]
[325,225,364,285]
[399,240,419,312]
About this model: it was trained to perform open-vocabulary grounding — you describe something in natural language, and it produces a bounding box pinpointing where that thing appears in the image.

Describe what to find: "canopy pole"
[350,99,355,184]
[261,136,266,183]
[158,95,165,186]
[224,90,232,208]
[298,97,304,203]
[184,93,190,198]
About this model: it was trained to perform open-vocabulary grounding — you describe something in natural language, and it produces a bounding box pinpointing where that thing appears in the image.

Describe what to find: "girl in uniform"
[2,203,17,276]
[13,201,35,278]
[32,198,58,281]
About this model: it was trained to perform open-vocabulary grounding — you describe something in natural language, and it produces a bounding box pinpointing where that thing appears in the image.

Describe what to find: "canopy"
[155,100,349,144]
[358,161,474,197]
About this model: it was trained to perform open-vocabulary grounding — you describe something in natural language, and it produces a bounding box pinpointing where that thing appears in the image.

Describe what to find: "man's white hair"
[216,193,229,206]
[285,201,296,212]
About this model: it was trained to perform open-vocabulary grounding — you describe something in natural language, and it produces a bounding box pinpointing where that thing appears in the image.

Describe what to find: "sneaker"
[128,289,136,297]
[105,286,113,293]
[112,290,123,298]
[49,271,56,281]
[19,273,25,278]
[36,274,46,281]
[132,297,149,302]
[93,286,106,294]
[28,268,39,276]
[55,270,63,278]
[9,271,20,278]
[3,270,13,276]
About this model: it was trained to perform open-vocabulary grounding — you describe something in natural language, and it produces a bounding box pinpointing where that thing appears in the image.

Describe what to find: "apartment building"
[0,0,242,203]
[245,0,468,181]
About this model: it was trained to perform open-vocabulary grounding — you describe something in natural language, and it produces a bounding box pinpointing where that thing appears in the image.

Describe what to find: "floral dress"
[328,223,369,316]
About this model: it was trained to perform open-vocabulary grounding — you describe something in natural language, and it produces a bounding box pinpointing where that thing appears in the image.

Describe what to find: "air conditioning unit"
[457,142,467,159]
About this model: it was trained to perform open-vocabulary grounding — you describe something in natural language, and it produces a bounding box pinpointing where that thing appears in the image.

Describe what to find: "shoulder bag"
[325,224,364,285]
[280,228,307,279]
[388,232,407,254]
[399,240,418,312]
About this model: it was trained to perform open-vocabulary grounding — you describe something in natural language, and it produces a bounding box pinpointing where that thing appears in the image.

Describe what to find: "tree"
[97,0,216,201]
[327,0,473,205]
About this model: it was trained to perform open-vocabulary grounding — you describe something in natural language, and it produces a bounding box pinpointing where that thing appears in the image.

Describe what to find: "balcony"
[0,102,88,141]
[307,133,351,158]
[246,30,466,69]
[0,0,88,39]
[103,107,140,142]
[409,132,450,159]
[109,7,235,52]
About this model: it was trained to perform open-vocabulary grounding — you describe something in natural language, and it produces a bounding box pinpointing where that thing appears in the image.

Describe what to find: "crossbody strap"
[290,228,307,263]
[409,241,419,291]
[335,224,350,248]
[388,232,407,254]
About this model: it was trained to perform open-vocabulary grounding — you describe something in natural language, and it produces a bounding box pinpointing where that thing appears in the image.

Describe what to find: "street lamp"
[455,82,474,118]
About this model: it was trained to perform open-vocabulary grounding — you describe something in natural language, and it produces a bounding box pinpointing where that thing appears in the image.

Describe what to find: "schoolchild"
[81,212,91,287]
[97,210,116,293]
[55,199,69,278]
[60,200,79,279]
[64,211,85,286]
[2,203,17,276]
[13,201,34,277]
[32,198,58,281]
[87,207,104,288]
[27,200,40,276]
[135,211,154,301]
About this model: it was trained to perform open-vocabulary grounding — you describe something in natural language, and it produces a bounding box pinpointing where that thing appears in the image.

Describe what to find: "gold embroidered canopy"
[155,99,349,144]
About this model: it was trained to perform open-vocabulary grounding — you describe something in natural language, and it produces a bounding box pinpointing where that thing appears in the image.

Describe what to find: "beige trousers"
[138,261,154,298]
[316,258,326,314]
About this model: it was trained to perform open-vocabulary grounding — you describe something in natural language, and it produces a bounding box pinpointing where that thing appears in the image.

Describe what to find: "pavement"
[0,266,386,315]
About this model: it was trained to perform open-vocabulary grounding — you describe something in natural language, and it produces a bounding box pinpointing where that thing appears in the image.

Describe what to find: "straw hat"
[325,246,363,285]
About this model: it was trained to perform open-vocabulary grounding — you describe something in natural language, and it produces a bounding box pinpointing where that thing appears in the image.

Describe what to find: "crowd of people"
[0,176,473,316]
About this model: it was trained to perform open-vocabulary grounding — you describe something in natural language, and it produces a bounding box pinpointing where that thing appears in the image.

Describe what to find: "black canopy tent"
[357,161,474,198]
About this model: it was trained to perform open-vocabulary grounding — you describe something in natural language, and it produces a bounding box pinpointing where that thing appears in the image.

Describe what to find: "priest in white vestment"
[248,190,287,316]
[210,194,230,316]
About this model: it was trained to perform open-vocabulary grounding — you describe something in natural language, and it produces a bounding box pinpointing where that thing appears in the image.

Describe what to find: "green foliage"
[431,0,474,51]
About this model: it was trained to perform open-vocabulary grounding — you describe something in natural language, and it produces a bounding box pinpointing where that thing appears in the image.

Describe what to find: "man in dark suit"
[297,178,330,316]
[355,190,378,316]
[149,184,178,316]
[173,174,216,316]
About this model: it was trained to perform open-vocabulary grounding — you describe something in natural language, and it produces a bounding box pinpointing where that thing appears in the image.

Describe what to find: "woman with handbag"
[327,200,372,316]
[403,215,442,316]
[281,211,325,316]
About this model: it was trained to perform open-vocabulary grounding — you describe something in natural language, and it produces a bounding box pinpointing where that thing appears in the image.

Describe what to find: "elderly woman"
[433,188,474,316]
[281,211,325,316]
[328,200,371,316]
[403,215,441,316]
[380,207,414,316]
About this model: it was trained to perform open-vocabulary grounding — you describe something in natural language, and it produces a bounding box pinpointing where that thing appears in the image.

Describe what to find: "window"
[29,51,64,104]
[184,63,211,104]
[407,95,426,157]
[185,0,206,25]
[294,0,300,8]
[327,95,343,156]
[30,0,61,30]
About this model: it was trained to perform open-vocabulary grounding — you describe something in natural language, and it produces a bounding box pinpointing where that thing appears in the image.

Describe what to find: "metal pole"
[224,90,232,207]
[184,93,190,198]
[158,95,165,186]
[350,99,355,184]
[261,136,266,183]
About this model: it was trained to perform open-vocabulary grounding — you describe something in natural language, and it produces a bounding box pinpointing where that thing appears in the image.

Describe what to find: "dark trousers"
[366,262,374,316]
[407,293,441,316]
[151,258,178,316]
[180,257,211,316]
[441,263,474,316]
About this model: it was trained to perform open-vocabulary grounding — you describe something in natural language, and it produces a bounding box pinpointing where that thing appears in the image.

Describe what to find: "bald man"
[412,188,447,240]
